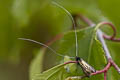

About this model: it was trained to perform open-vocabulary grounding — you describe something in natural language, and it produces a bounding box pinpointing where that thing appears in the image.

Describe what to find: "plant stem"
[97,30,112,60]
[64,61,78,65]
[91,62,111,75]
[45,34,63,46]
[109,59,120,73]
[76,14,95,26]
[103,35,120,42]
[104,72,107,80]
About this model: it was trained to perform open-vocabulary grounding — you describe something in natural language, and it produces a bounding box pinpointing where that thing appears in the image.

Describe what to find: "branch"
[104,72,107,80]
[103,35,120,42]
[45,34,63,46]
[109,59,120,73]
[91,62,111,75]
[75,14,95,26]
[64,61,78,65]
[97,30,112,59]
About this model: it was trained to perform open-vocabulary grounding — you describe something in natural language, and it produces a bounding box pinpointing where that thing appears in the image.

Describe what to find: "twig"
[97,30,112,60]
[91,62,111,75]
[64,61,78,65]
[45,34,63,46]
[104,72,107,80]
[72,14,86,29]
[97,22,116,40]
[109,59,120,73]
[76,14,95,26]
[103,35,120,42]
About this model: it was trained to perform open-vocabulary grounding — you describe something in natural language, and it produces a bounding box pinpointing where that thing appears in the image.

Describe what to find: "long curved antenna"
[52,1,78,57]
[19,38,74,58]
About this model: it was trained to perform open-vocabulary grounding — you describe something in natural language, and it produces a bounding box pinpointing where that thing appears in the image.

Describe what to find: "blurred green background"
[0,0,120,80]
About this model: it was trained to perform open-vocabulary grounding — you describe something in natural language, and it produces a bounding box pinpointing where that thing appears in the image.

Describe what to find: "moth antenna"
[18,38,74,58]
[52,1,78,57]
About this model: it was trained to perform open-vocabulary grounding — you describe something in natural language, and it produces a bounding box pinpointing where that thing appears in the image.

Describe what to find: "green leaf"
[57,27,106,80]
[31,53,80,80]
[29,48,46,80]
[32,62,69,80]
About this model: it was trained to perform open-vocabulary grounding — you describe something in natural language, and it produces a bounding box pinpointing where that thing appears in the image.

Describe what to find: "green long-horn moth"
[76,57,96,77]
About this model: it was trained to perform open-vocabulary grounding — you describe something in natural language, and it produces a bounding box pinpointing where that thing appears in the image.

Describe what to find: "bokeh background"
[1,0,120,80]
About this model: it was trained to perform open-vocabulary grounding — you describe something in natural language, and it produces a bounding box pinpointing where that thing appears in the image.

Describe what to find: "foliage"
[31,26,107,80]
[0,0,120,80]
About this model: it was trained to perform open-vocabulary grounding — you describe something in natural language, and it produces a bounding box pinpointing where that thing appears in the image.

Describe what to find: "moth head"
[75,56,82,62]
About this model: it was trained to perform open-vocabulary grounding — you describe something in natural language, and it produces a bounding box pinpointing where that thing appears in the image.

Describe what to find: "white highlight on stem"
[97,30,112,59]
[52,1,78,57]
[94,22,113,60]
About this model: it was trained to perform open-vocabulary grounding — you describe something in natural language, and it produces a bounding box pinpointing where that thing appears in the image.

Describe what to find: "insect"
[76,57,96,77]
[19,1,96,78]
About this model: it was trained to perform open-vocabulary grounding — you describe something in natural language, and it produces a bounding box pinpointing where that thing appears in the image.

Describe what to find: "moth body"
[76,57,96,77]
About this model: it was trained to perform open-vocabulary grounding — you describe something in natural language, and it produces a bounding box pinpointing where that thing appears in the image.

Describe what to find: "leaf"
[32,63,68,80]
[31,53,80,80]
[57,27,106,80]
[29,48,46,80]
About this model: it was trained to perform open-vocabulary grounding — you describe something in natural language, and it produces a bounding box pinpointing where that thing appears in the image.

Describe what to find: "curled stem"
[74,14,120,42]
[103,35,120,42]
[96,22,116,39]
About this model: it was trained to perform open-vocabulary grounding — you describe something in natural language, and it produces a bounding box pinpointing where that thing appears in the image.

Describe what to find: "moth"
[76,57,96,77]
